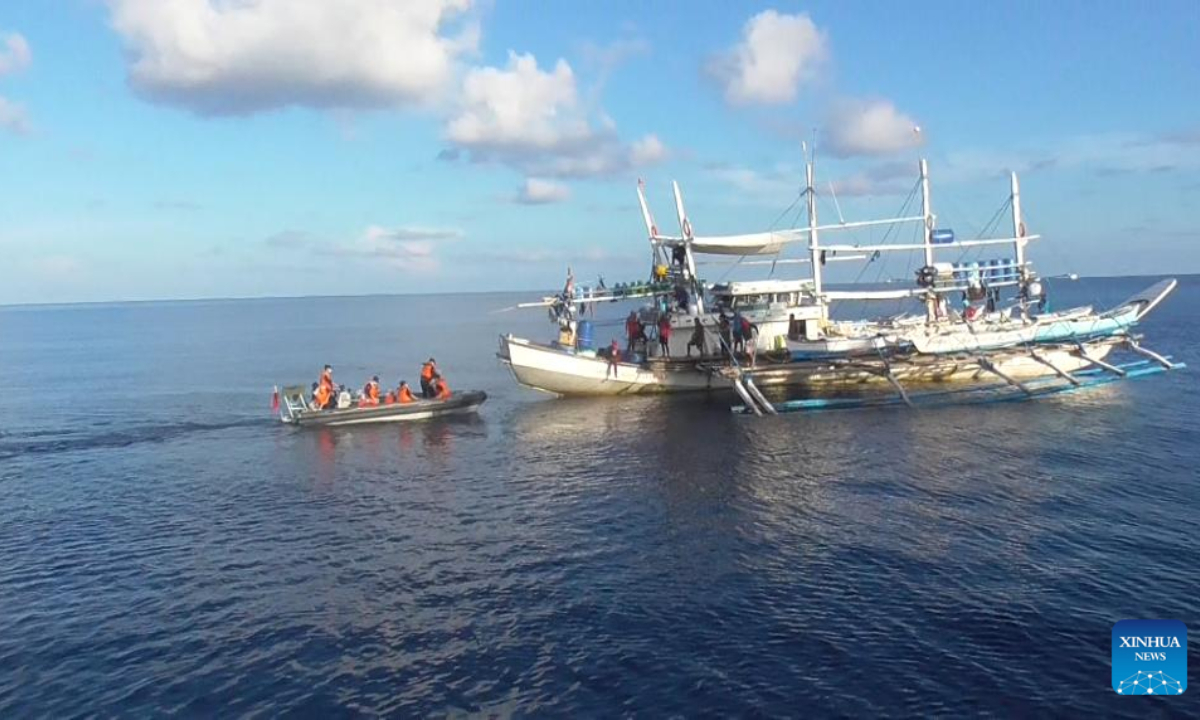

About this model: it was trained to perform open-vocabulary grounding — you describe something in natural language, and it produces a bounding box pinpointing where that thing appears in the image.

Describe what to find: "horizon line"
[1,272,1192,311]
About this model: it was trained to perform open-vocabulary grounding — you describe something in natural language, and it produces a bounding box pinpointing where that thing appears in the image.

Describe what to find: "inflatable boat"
[276,386,486,427]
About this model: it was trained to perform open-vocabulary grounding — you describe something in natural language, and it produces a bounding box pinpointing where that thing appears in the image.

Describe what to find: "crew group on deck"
[308,359,451,411]
[612,307,761,364]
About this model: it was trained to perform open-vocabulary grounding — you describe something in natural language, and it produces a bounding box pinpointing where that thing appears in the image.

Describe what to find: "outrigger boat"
[499,154,1180,404]
[276,386,487,427]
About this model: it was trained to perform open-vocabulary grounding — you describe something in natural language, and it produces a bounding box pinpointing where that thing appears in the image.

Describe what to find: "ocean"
[1,276,1197,717]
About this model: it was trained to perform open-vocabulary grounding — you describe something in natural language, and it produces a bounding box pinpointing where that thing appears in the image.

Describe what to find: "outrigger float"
[276,386,487,427]
[729,336,1183,415]
[498,152,1183,413]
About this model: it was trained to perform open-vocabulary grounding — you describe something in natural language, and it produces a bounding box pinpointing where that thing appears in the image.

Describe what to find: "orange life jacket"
[368,382,379,401]
[421,363,436,381]
[398,386,415,403]
[384,392,395,405]
[434,379,451,400]
[320,369,334,391]
[314,385,331,408]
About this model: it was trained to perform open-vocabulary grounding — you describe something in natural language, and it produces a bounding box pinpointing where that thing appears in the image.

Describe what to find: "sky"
[1,0,1198,304]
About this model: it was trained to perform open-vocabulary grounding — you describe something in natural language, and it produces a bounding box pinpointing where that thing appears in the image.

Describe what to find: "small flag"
[271,386,280,412]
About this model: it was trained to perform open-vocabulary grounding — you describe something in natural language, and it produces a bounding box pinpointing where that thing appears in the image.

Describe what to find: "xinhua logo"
[1112,620,1187,695]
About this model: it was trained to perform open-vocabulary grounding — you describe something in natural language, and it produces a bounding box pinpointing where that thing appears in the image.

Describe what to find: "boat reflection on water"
[292,414,488,473]
[505,375,1150,584]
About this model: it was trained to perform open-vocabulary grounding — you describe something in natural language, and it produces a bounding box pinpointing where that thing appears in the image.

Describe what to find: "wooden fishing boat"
[500,154,1179,407]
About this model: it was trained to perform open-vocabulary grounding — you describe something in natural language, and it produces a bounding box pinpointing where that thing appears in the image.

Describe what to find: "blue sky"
[1,0,1198,304]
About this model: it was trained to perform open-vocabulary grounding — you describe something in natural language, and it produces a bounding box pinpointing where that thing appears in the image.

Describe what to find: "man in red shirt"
[606,339,621,379]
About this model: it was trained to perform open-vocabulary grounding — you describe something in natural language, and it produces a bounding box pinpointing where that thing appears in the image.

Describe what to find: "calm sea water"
[1,276,1197,717]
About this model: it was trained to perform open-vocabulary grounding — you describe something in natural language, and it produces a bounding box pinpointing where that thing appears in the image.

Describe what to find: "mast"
[920,158,937,321]
[1010,171,1025,277]
[920,159,934,267]
[671,181,704,313]
[637,179,671,271]
[806,161,822,299]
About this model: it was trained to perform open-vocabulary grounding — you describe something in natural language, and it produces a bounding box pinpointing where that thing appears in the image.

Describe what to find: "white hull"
[500,334,1118,397]
[788,333,898,357]
[503,336,723,395]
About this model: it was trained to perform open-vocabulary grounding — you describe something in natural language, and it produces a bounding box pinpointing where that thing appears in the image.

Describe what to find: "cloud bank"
[516,178,571,205]
[444,51,666,179]
[107,0,478,115]
[825,98,923,158]
[710,10,827,106]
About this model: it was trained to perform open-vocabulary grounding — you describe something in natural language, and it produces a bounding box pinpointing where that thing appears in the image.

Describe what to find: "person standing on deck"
[687,318,706,357]
[731,312,745,355]
[420,359,438,398]
[606,339,621,379]
[657,313,672,357]
[718,314,732,357]
[674,285,689,311]
[625,311,641,353]
[319,365,334,395]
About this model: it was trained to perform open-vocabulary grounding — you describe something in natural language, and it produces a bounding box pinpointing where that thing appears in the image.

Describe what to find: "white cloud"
[0,32,31,76]
[516,178,571,205]
[106,0,477,115]
[445,51,668,179]
[825,98,923,158]
[0,97,30,135]
[447,51,588,153]
[363,226,462,242]
[350,225,461,271]
[0,32,32,135]
[630,134,667,165]
[710,10,827,106]
[266,225,461,272]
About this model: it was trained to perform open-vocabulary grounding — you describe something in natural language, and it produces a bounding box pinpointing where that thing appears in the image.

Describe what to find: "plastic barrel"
[576,320,594,350]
